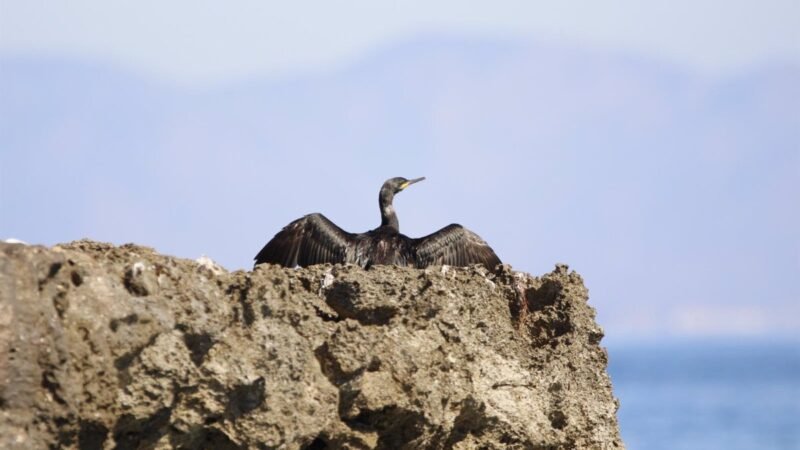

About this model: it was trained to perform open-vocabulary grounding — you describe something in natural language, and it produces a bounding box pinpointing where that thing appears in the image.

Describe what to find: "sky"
[1,1,798,341]
[1,1,799,86]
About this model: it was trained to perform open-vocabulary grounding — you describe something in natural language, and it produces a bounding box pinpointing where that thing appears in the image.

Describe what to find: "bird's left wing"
[254,213,356,268]
[412,224,501,269]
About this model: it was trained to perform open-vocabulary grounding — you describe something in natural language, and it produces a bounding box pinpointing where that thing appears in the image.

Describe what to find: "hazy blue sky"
[1,2,798,340]
[2,0,799,85]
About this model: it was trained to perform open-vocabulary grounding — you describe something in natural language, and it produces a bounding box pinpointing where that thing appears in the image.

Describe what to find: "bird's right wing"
[412,224,501,269]
[254,213,356,267]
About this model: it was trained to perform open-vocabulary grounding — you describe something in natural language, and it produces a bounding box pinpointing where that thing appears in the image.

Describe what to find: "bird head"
[383,176,425,194]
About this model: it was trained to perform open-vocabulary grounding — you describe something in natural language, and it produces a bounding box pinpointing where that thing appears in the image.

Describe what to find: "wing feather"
[412,224,501,269]
[254,213,356,267]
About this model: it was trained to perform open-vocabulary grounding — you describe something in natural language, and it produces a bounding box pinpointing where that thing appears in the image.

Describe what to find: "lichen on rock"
[0,240,623,449]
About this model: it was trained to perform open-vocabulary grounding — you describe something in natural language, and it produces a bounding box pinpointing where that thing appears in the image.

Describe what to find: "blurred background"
[1,1,798,448]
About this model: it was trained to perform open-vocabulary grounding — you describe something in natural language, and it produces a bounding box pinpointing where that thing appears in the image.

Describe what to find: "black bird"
[254,177,501,269]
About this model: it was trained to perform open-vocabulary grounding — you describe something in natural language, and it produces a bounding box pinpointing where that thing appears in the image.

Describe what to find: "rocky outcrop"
[0,240,622,449]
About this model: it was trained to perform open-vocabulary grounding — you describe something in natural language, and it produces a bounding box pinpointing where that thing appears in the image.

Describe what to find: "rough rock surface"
[0,240,623,449]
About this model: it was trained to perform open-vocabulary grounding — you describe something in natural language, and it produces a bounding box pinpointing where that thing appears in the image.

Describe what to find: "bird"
[254,177,501,270]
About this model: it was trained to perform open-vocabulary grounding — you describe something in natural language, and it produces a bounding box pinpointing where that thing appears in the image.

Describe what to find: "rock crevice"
[0,240,623,449]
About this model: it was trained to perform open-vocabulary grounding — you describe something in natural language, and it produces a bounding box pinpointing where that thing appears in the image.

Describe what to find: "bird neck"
[379,190,399,232]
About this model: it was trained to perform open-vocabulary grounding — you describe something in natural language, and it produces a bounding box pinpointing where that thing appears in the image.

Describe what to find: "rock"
[0,240,623,449]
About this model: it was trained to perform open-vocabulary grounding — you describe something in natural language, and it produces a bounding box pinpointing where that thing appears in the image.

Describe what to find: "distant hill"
[1,37,798,337]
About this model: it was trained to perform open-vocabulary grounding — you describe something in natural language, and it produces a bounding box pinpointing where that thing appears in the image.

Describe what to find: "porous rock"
[0,240,623,449]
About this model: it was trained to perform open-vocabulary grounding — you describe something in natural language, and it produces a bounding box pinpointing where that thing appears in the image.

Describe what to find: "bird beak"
[401,177,425,189]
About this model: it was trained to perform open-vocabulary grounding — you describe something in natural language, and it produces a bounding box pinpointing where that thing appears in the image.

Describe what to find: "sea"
[607,338,800,450]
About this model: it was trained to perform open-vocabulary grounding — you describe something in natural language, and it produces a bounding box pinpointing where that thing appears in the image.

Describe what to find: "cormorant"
[254,177,501,269]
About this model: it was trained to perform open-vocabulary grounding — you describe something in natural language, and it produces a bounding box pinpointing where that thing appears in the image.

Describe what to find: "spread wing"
[412,224,501,269]
[254,213,356,268]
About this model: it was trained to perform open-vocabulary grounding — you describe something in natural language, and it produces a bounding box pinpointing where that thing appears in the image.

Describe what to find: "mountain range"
[1,37,798,338]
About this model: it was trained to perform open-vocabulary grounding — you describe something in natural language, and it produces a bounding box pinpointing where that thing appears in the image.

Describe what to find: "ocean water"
[607,339,800,450]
